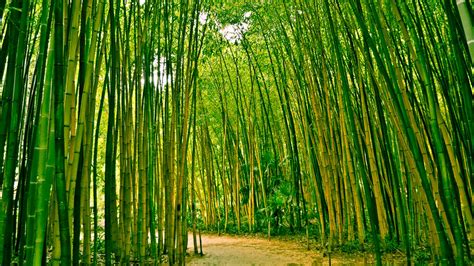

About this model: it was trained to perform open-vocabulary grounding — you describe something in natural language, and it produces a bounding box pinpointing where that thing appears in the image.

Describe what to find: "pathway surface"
[186,233,376,266]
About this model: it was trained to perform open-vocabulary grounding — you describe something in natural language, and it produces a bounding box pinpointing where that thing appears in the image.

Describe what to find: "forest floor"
[186,233,406,265]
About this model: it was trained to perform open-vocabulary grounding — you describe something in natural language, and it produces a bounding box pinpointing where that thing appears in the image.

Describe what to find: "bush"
[340,240,363,253]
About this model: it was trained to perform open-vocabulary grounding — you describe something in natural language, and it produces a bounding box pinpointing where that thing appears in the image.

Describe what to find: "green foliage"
[92,226,106,255]
[413,246,432,263]
[382,236,401,253]
[340,240,363,253]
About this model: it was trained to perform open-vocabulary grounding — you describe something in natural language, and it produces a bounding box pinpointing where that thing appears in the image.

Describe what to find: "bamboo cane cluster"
[0,0,472,265]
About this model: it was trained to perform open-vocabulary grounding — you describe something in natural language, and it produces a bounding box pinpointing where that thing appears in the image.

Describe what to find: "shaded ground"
[186,233,405,265]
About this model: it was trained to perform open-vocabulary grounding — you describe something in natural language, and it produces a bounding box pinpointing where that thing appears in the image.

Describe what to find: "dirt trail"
[186,233,378,266]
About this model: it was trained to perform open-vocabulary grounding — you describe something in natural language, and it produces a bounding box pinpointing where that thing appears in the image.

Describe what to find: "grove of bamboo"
[0,0,472,265]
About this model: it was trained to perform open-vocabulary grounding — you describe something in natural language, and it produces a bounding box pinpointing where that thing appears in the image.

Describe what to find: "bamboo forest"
[0,0,473,265]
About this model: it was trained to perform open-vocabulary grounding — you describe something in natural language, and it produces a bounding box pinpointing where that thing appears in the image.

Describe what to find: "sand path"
[186,233,377,266]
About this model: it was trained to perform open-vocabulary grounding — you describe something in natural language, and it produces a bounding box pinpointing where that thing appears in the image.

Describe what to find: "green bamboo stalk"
[456,0,474,62]
[23,1,53,263]
[53,0,72,263]
[0,0,30,263]
[105,0,117,263]
[32,42,55,264]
